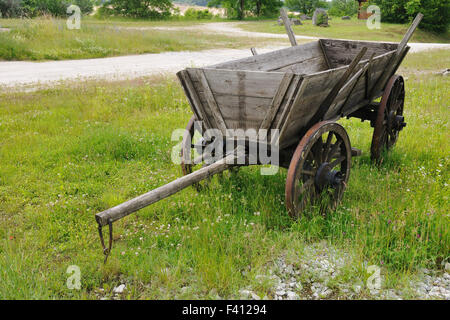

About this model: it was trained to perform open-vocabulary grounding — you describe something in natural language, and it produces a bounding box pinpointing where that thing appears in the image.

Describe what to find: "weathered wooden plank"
[369,13,422,98]
[95,151,240,227]
[320,39,397,67]
[271,75,303,132]
[307,46,367,125]
[190,68,284,99]
[319,39,332,69]
[211,41,325,72]
[177,71,202,122]
[280,8,297,46]
[260,73,294,130]
[274,56,326,74]
[196,69,228,134]
[178,70,213,131]
[277,78,309,145]
[397,13,423,56]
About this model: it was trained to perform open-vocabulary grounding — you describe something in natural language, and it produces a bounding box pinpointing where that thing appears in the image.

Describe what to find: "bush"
[0,0,23,17]
[183,8,213,20]
[102,0,172,19]
[0,0,93,17]
[327,0,357,17]
[370,0,450,33]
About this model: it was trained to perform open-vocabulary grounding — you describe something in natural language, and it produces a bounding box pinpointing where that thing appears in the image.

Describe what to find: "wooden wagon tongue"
[95,13,424,263]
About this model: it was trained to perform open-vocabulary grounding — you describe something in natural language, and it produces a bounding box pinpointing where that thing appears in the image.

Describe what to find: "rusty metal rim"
[285,120,351,218]
[370,74,404,162]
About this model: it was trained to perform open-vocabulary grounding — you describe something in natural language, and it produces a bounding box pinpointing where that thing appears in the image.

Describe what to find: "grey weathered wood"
[260,73,294,130]
[369,13,422,98]
[192,68,285,99]
[196,69,228,134]
[320,39,397,67]
[309,47,367,124]
[211,41,326,72]
[280,8,297,46]
[251,47,258,56]
[336,62,370,116]
[95,151,240,227]
[319,39,332,69]
[397,13,423,57]
[177,70,202,122]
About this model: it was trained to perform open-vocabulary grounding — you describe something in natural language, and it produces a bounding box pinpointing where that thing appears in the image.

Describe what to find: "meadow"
[0,49,448,299]
[239,18,450,43]
[0,17,285,61]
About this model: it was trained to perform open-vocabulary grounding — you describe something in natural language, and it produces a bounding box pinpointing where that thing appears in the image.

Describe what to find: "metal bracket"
[98,218,113,264]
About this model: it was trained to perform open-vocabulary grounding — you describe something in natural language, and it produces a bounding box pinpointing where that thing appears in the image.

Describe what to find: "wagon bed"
[177,38,404,150]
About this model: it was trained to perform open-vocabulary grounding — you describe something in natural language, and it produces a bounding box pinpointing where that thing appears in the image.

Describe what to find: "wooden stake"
[280,8,297,47]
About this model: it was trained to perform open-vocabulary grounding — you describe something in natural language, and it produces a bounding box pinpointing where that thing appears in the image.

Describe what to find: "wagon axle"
[315,163,344,190]
[390,113,407,131]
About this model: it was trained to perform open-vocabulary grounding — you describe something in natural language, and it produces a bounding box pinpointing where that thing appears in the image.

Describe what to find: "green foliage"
[208,0,282,19]
[101,0,173,19]
[327,0,358,17]
[285,0,328,15]
[0,0,23,17]
[369,0,450,33]
[0,0,93,17]
[183,8,213,19]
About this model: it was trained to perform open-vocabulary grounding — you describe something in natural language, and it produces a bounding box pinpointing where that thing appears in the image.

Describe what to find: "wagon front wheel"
[180,116,210,191]
[285,121,352,218]
[371,75,406,163]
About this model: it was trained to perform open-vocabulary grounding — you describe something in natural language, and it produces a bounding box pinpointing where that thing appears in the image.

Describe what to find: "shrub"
[0,0,23,17]
[369,0,450,33]
[184,8,213,20]
[101,0,172,19]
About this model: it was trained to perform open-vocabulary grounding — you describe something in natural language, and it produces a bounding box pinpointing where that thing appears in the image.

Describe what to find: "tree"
[369,0,449,33]
[285,0,328,15]
[250,0,283,17]
[208,0,246,19]
[103,0,173,19]
[328,0,358,17]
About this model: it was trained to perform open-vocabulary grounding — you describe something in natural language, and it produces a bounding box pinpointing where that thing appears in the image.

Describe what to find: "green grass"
[239,18,450,43]
[0,50,448,299]
[0,17,285,61]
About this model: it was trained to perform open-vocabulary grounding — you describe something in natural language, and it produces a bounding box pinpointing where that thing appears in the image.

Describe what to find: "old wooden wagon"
[95,13,423,261]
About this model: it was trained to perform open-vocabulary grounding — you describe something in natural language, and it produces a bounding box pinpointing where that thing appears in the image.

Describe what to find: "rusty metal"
[371,75,406,162]
[285,121,352,218]
[97,218,113,264]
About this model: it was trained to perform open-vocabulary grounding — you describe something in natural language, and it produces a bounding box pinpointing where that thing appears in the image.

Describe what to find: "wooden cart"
[95,13,423,262]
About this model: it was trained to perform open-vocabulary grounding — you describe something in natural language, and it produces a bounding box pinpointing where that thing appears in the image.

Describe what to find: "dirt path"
[1,22,449,89]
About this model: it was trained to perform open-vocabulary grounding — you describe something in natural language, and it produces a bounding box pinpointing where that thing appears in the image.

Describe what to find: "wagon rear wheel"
[371,75,406,163]
[285,121,352,218]
[180,116,211,191]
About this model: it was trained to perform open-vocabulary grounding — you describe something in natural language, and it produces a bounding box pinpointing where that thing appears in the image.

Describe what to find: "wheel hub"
[315,163,343,189]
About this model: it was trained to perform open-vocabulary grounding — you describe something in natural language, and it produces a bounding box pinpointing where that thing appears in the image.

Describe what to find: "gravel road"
[1,22,449,89]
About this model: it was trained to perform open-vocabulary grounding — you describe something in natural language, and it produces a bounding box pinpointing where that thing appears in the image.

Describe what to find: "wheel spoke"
[329,156,345,169]
[328,140,342,162]
[298,178,314,195]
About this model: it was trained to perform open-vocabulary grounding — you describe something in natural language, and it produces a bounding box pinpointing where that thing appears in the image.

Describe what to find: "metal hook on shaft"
[98,219,113,264]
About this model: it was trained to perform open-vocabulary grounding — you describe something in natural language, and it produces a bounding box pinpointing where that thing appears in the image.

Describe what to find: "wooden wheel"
[285,121,352,218]
[371,75,406,162]
[180,116,239,190]
[180,116,210,191]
